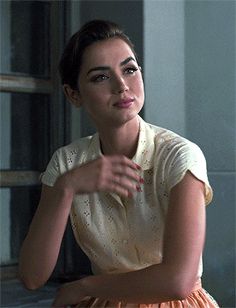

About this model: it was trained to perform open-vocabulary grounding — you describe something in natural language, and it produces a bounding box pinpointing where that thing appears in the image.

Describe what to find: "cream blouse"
[41,116,213,277]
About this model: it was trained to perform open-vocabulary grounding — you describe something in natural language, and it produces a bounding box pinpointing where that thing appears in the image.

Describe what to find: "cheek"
[134,77,144,97]
[88,91,110,105]
[82,88,109,112]
[80,86,101,103]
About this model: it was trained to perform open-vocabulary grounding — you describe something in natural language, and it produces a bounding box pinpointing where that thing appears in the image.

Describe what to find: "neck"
[98,116,140,158]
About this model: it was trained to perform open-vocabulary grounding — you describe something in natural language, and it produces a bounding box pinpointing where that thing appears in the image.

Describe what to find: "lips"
[113,98,134,108]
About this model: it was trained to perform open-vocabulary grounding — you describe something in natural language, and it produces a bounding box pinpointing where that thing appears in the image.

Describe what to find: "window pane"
[0,187,41,265]
[0,0,50,77]
[0,92,50,170]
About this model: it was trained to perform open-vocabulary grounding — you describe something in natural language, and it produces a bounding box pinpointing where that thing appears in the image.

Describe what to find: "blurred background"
[0,0,235,307]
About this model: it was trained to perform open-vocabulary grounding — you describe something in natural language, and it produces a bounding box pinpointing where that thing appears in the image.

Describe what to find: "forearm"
[79,173,204,304]
[80,263,198,304]
[19,183,73,289]
[53,173,205,307]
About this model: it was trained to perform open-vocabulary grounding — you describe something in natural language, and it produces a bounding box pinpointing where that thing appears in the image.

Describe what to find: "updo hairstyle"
[58,19,138,90]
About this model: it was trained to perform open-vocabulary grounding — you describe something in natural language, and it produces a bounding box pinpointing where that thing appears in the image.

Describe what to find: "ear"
[63,84,82,108]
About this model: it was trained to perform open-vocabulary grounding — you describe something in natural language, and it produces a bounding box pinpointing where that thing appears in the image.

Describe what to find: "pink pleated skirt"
[75,280,219,308]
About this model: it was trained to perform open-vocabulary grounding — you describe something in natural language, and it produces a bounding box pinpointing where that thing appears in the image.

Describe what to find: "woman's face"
[77,38,145,128]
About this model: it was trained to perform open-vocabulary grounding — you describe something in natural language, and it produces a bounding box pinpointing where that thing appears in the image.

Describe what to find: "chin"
[112,111,139,128]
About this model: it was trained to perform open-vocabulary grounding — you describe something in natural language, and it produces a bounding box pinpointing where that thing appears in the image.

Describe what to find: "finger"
[110,155,141,171]
[108,182,132,198]
[113,165,142,183]
[100,155,142,181]
[112,175,141,193]
[106,176,142,199]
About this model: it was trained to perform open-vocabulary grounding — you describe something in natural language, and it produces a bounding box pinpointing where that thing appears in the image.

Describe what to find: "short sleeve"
[41,150,60,187]
[166,142,213,205]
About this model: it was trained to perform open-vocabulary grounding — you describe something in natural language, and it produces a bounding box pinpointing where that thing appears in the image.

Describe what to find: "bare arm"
[19,183,73,290]
[19,155,141,290]
[53,171,206,305]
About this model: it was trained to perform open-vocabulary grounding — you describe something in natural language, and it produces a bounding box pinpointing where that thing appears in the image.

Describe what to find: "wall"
[144,0,185,135]
[185,2,235,306]
[144,0,235,306]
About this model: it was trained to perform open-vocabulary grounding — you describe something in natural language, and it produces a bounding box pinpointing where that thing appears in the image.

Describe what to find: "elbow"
[160,266,197,301]
[22,282,40,291]
[19,269,46,291]
[20,276,45,291]
[19,276,43,291]
[170,277,197,301]
[173,285,192,301]
[18,260,48,290]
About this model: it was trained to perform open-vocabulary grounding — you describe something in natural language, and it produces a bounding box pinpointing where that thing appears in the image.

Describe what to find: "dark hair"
[59,19,138,89]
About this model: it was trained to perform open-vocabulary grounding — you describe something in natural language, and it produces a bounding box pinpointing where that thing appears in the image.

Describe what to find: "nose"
[112,75,129,94]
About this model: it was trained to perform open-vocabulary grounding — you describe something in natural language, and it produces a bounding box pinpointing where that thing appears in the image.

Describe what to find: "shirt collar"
[132,116,155,170]
[87,116,155,170]
[86,132,102,162]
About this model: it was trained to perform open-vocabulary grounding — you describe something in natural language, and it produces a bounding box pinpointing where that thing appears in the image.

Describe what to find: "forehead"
[81,38,135,67]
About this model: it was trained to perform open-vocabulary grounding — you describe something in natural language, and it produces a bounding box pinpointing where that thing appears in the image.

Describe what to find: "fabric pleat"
[75,281,219,308]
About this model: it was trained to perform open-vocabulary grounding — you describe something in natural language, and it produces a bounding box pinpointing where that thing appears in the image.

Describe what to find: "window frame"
[0,0,70,280]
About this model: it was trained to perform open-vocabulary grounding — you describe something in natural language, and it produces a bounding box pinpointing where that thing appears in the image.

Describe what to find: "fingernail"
[139,177,144,184]
[135,163,141,170]
[136,185,142,192]
[128,191,133,198]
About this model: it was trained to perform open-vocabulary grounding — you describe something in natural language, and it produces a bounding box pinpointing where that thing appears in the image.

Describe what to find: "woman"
[19,20,219,307]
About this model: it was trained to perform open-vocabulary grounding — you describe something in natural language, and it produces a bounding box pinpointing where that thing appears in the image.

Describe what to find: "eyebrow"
[86,56,136,75]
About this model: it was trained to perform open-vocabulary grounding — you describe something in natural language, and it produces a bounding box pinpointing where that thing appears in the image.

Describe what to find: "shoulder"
[41,134,98,186]
[142,119,207,174]
[140,119,212,204]
[142,119,201,156]
[52,134,97,168]
[57,135,94,156]
[139,118,206,169]
[148,122,202,156]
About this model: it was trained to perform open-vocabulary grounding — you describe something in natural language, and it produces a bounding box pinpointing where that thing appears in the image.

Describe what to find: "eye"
[91,74,109,83]
[124,66,138,75]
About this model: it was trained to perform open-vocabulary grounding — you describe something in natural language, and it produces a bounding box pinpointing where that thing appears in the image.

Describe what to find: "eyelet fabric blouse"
[41,116,219,307]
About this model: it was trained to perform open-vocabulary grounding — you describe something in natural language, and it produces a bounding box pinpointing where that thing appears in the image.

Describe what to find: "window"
[0,0,69,279]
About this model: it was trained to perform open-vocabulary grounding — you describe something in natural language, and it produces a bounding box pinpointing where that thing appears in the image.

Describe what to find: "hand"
[52,280,87,307]
[57,155,143,198]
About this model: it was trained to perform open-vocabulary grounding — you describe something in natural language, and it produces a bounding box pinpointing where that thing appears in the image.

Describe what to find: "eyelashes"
[91,74,109,83]
[124,66,139,74]
[90,66,139,83]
